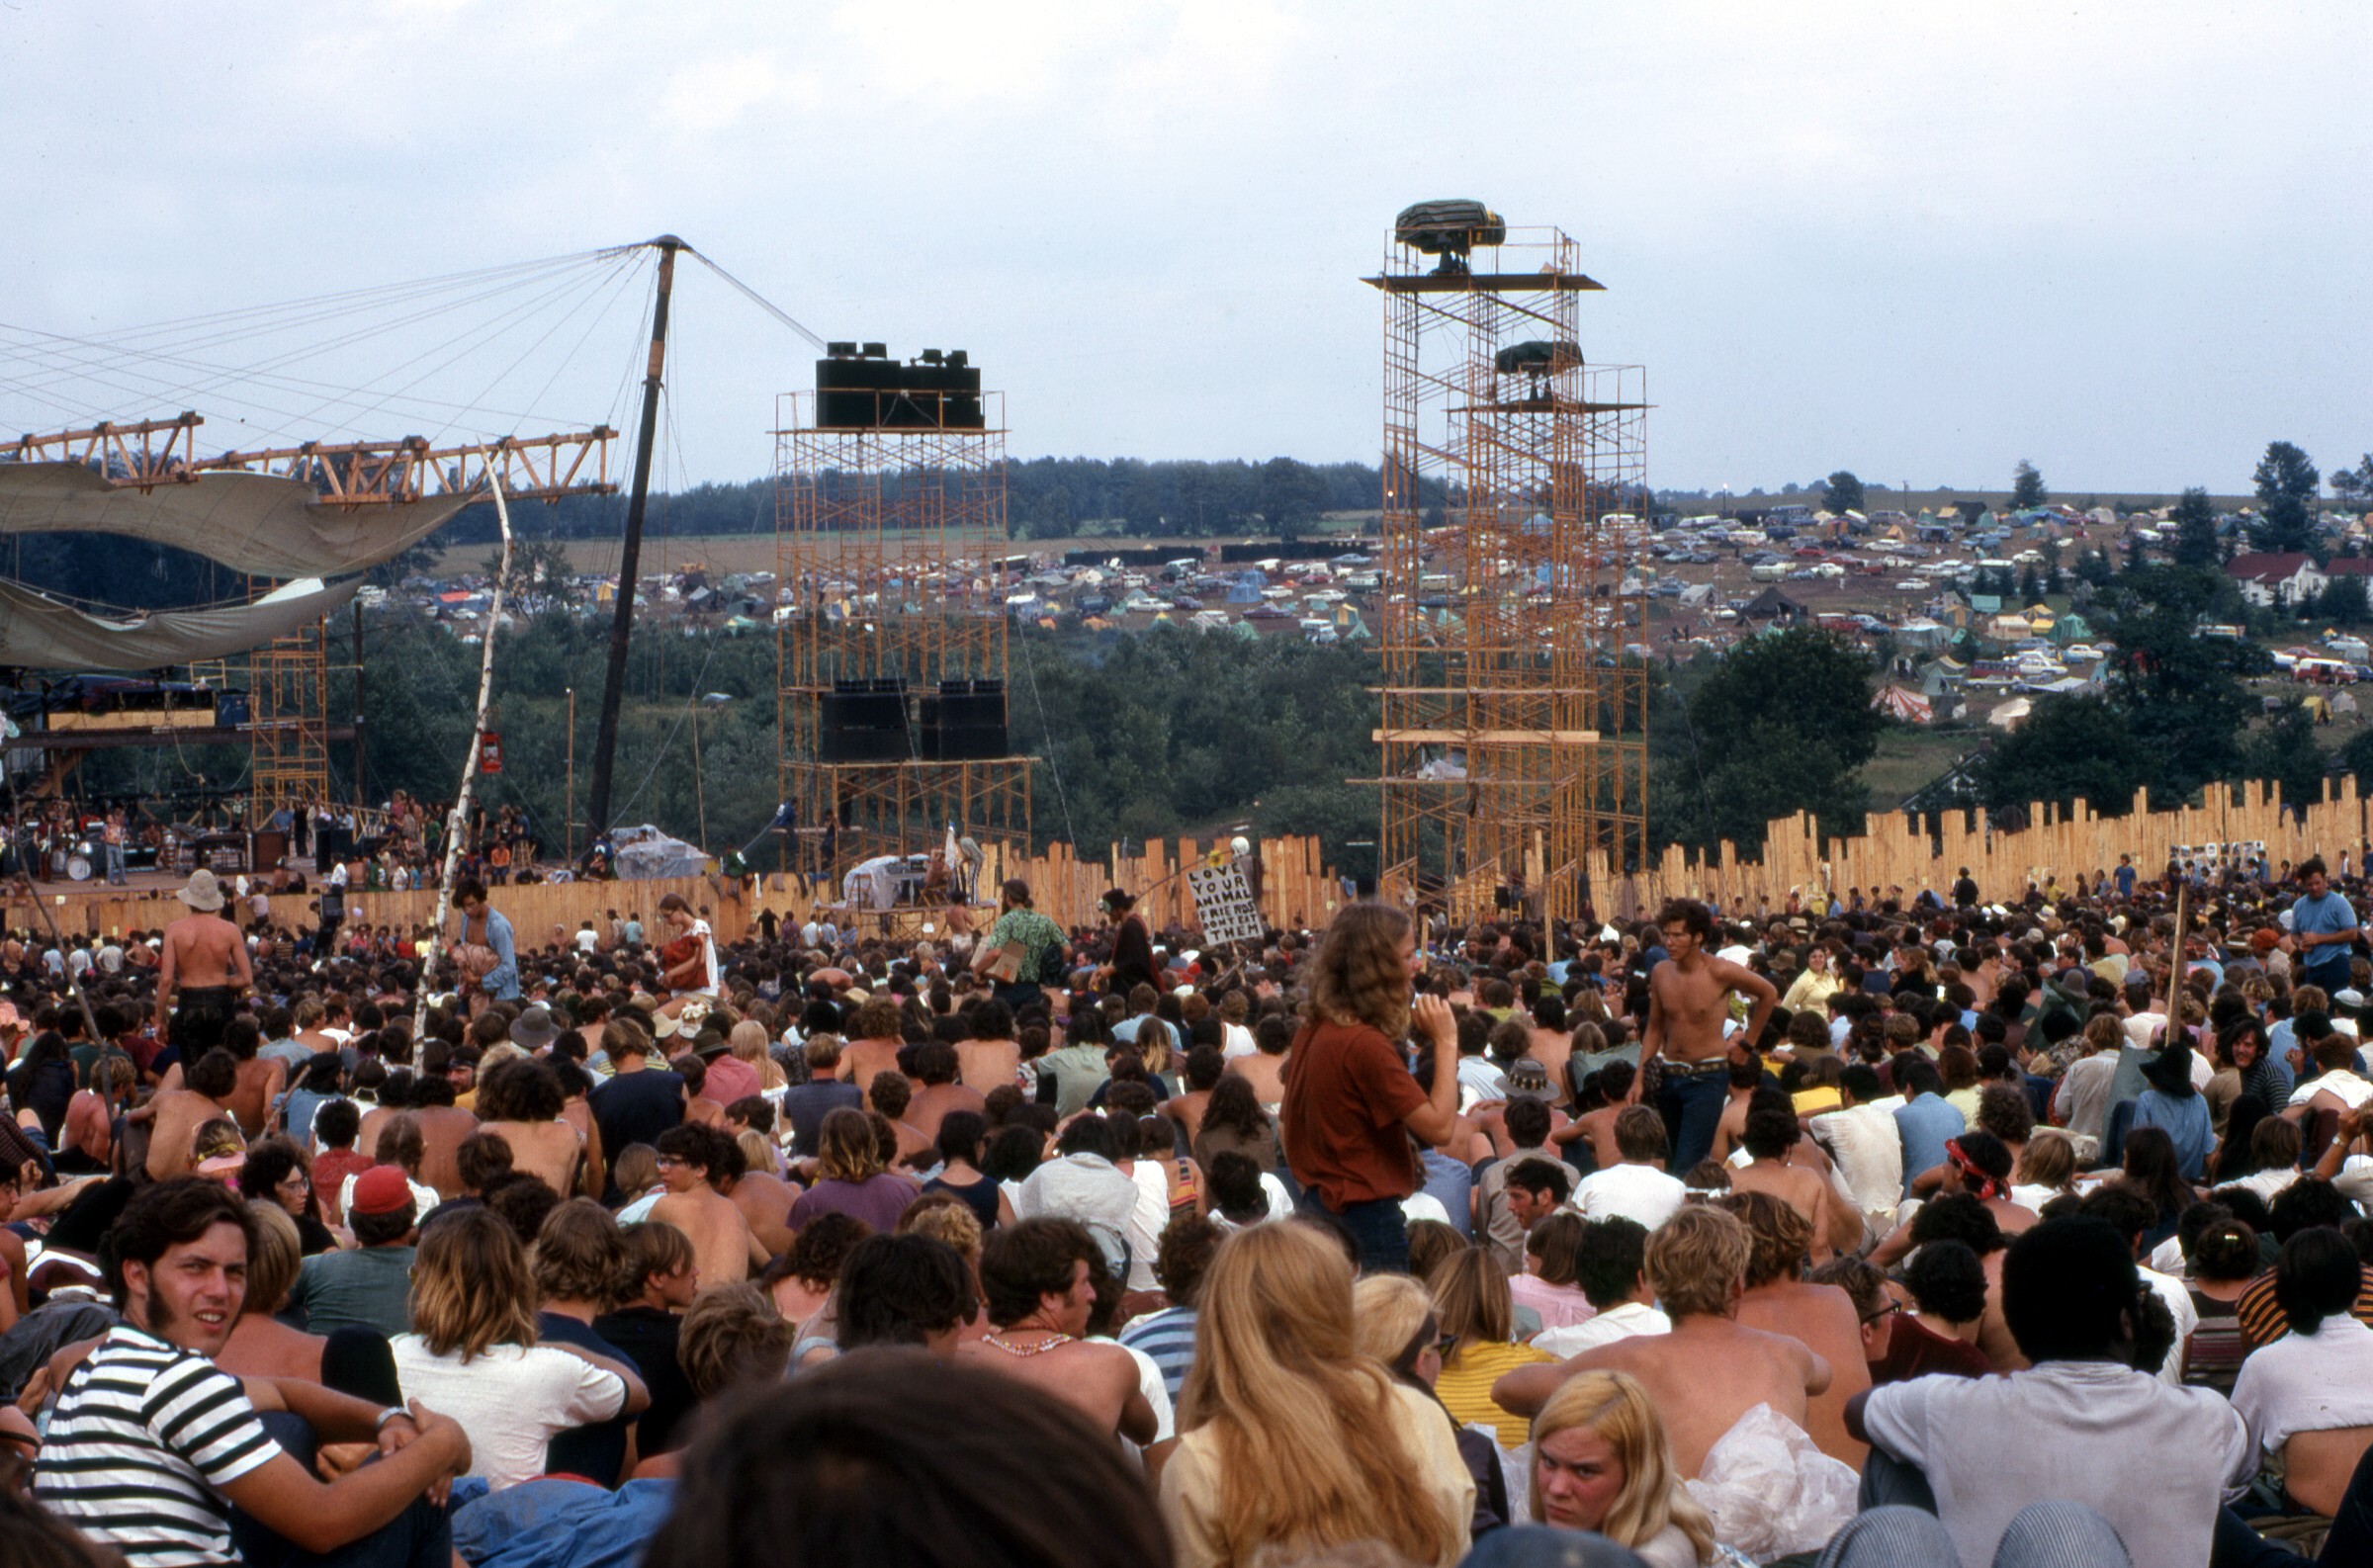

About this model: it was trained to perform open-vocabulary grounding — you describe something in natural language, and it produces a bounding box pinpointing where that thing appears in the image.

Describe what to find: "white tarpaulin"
[843,854,903,911]
[0,575,363,670]
[0,461,475,578]
[612,824,707,880]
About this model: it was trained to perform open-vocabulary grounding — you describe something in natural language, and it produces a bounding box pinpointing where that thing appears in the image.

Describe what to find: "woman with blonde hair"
[1164,1221,1473,1568]
[1429,1244,1556,1446]
[2010,1127,2078,1211]
[1529,1371,1716,1567]
[390,1207,649,1489]
[1353,1271,1512,1537]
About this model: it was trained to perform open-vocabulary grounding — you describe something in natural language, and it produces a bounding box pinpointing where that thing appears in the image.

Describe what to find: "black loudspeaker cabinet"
[818,682,912,764]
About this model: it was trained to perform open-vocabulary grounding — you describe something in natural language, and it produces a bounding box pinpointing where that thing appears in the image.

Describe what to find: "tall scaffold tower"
[1366,204,1649,924]
[774,344,1031,886]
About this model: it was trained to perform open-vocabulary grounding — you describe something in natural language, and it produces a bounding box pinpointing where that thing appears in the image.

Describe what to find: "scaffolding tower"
[774,389,1032,886]
[1366,215,1649,924]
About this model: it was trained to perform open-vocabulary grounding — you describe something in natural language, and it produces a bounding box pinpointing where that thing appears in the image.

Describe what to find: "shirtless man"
[1719,1190,1870,1469]
[905,1042,985,1145]
[1636,899,1778,1173]
[1706,1053,1768,1165]
[132,1047,242,1180]
[720,1143,800,1261]
[836,999,907,1110]
[1726,1101,1836,1262]
[868,1074,936,1169]
[955,1216,1158,1444]
[650,1124,770,1283]
[1495,1204,1830,1481]
[155,869,252,1060]
[475,1057,588,1197]
[952,1004,1021,1096]
[1551,1059,1637,1170]
[405,1079,483,1200]
[215,1017,287,1143]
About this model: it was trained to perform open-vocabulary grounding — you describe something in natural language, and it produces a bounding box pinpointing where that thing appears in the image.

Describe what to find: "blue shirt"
[2292,891,2360,986]
[1894,1093,1965,1195]
[1419,1148,1474,1238]
[2131,1089,2214,1182]
[466,906,521,1000]
[2115,864,2136,897]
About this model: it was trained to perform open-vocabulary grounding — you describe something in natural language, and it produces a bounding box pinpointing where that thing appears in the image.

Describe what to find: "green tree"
[2169,487,2220,569]
[1823,471,1865,515]
[2322,569,2373,625]
[2073,548,2115,588]
[1256,457,1329,539]
[2251,440,2322,554]
[1976,694,2153,817]
[1652,628,1879,853]
[2333,453,2373,509]
[2011,460,2048,509]
[2103,572,2273,797]
[2243,703,2328,810]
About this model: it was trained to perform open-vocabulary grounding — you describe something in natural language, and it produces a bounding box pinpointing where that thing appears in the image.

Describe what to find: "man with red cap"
[288,1165,420,1338]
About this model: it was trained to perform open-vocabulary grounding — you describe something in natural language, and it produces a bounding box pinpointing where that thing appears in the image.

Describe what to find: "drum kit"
[28,814,172,882]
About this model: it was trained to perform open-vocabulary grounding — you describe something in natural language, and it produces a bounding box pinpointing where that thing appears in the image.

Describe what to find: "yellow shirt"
[1159,1380,1473,1568]
[1435,1338,1557,1447]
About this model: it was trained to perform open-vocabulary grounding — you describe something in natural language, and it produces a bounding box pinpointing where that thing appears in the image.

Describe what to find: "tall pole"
[351,597,367,809]
[417,469,513,1040]
[564,686,575,864]
[585,235,683,841]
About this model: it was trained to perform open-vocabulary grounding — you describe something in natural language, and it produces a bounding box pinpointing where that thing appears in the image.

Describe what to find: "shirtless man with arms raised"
[133,1048,242,1180]
[955,1216,1158,1444]
[1496,1204,1829,1481]
[155,869,252,1062]
[1635,899,1777,1173]
[650,1125,770,1283]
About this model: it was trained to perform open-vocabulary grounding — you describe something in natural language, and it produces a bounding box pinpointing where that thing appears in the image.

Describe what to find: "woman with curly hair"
[1162,1221,1471,1568]
[1279,903,1458,1273]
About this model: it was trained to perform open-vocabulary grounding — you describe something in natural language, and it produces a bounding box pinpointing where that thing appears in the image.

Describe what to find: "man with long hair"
[1279,903,1458,1274]
[954,1218,1156,1443]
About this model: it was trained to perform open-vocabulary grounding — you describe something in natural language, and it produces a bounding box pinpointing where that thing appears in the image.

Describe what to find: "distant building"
[2226,553,2326,608]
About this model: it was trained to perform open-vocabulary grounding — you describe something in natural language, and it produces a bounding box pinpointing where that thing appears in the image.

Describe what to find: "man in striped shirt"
[1120,1214,1220,1403]
[36,1177,470,1568]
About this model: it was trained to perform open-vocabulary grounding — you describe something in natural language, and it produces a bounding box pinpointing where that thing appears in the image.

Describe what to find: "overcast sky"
[5,1,2368,497]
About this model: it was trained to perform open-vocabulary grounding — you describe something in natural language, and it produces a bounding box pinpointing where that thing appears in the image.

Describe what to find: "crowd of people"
[5,854,2373,1566]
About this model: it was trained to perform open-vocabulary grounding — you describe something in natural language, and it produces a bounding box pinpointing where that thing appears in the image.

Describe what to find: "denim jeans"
[231,1413,452,1568]
[104,842,126,885]
[1657,1067,1731,1174]
[1297,1189,1409,1273]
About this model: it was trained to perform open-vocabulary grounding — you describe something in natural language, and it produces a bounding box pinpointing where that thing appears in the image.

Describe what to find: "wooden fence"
[6,838,1349,948]
[1596,776,2373,915]
[30,780,2353,946]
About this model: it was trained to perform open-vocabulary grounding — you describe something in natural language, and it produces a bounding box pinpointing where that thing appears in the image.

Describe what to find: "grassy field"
[1865,726,1980,811]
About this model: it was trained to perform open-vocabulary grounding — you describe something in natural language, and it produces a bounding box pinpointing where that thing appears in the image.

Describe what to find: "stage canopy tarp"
[0,576,361,670]
[0,461,473,578]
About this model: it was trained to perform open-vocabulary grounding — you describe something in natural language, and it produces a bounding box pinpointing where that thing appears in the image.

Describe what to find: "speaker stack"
[919,678,1009,760]
[818,678,912,763]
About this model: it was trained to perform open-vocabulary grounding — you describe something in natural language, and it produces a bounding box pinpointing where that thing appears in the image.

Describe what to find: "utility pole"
[585,235,683,841]
[564,686,575,864]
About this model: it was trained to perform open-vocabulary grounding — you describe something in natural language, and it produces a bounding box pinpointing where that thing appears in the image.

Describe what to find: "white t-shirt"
[2291,1070,2373,1110]
[1533,1300,1672,1359]
[1861,1358,2250,1568]
[1571,1163,1688,1231]
[2139,1264,2198,1386]
[2231,1316,2373,1455]
[1220,1021,1258,1060]
[388,1338,626,1490]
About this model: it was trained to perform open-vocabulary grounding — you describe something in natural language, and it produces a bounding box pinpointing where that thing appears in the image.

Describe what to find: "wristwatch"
[374,1407,410,1433]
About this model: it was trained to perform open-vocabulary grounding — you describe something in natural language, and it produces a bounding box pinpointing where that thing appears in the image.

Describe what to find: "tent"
[1739,586,1807,621]
[611,825,706,880]
[1871,685,1934,724]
